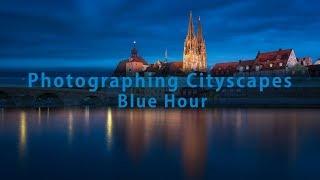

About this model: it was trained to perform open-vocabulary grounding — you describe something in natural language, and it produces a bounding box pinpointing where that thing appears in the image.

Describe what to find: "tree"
[287,64,308,76]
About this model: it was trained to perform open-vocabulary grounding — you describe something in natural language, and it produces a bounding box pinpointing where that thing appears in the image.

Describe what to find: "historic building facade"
[114,12,208,76]
[211,49,299,76]
[114,43,148,76]
[183,12,207,73]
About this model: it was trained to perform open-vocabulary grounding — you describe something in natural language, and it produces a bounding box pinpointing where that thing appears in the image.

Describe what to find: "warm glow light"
[106,108,113,149]
[38,107,41,124]
[85,106,90,126]
[19,111,27,158]
[68,110,73,143]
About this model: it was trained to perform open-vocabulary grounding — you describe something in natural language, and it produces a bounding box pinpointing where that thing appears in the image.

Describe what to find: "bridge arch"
[0,91,15,107]
[34,93,64,107]
[0,91,8,98]
[81,95,103,106]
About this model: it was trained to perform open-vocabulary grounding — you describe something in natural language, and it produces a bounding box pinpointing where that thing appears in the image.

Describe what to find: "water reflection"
[68,110,74,144]
[1,108,4,121]
[125,109,148,161]
[46,107,50,121]
[19,111,27,158]
[85,106,90,127]
[181,111,207,178]
[105,107,113,150]
[0,108,320,179]
[37,107,41,125]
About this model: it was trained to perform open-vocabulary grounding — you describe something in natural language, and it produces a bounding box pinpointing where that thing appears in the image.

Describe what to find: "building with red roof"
[298,57,313,66]
[211,49,299,76]
[255,49,297,70]
[114,43,148,76]
[211,61,239,76]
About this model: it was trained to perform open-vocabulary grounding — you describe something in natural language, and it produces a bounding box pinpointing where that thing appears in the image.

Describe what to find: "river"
[0,108,319,179]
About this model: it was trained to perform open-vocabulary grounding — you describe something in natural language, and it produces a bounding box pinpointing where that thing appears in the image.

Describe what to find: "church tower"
[183,12,207,72]
[196,16,207,72]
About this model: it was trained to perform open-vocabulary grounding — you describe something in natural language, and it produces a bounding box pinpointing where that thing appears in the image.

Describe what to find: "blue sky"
[0,0,319,69]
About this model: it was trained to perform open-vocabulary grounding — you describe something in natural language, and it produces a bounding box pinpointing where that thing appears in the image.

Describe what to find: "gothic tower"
[183,12,207,72]
[196,16,207,72]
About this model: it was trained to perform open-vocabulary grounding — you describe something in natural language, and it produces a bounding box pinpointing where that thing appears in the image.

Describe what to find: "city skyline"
[0,0,320,69]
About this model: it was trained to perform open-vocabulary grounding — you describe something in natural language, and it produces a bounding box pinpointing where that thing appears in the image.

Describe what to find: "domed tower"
[183,12,207,72]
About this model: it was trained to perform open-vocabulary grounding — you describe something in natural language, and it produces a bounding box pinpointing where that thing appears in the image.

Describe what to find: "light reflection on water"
[67,110,73,144]
[106,108,113,150]
[19,111,27,159]
[0,108,320,179]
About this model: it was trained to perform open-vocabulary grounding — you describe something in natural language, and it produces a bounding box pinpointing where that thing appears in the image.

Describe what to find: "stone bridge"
[0,87,118,107]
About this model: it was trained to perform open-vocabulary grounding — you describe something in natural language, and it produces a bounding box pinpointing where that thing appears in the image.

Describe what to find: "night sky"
[0,0,319,69]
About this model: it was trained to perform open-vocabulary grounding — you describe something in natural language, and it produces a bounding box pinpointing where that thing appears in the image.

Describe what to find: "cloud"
[0,0,319,68]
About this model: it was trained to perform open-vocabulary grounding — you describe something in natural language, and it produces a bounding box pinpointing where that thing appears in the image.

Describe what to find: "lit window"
[270,63,273,68]
[246,65,249,70]
[279,62,283,67]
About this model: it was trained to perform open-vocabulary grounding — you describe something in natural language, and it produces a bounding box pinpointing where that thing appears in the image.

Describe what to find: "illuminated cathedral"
[183,12,207,72]
[114,12,208,76]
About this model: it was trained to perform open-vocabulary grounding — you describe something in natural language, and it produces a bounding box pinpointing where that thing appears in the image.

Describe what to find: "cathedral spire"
[186,11,194,39]
[183,12,207,73]
[197,16,204,42]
